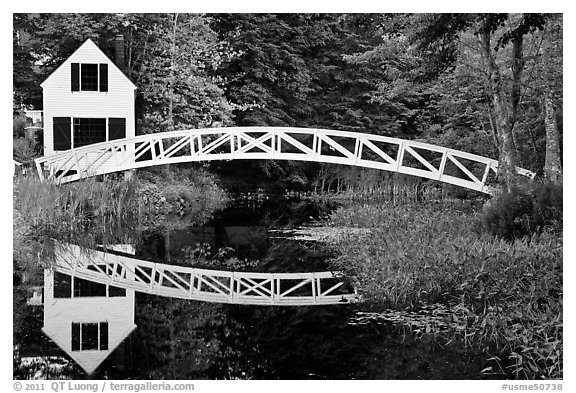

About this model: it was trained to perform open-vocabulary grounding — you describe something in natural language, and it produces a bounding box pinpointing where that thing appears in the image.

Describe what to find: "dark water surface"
[14,198,491,380]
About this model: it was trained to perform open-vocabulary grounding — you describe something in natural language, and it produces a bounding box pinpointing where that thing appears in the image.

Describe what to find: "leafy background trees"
[13,12,562,189]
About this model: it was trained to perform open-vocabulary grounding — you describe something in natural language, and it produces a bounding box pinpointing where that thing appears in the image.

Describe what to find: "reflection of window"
[53,272,125,298]
[73,277,106,297]
[71,322,108,351]
[73,118,106,148]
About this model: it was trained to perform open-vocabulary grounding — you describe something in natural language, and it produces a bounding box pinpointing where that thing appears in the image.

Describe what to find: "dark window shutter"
[71,323,80,351]
[54,272,72,298]
[99,63,108,92]
[71,63,80,91]
[53,117,71,151]
[99,322,108,350]
[108,118,126,140]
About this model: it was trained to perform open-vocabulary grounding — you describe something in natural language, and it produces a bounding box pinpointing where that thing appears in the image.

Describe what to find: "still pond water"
[14,197,491,380]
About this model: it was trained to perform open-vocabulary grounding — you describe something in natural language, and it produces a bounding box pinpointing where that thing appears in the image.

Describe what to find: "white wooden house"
[40,38,136,157]
[42,260,136,375]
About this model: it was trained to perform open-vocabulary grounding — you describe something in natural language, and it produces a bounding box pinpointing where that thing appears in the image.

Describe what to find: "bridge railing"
[35,127,535,194]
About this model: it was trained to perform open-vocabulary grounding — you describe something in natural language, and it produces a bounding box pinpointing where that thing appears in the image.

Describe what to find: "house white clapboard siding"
[41,38,136,164]
[42,250,136,375]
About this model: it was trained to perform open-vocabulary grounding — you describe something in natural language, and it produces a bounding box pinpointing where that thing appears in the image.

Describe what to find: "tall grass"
[14,175,141,268]
[327,203,562,379]
[13,166,228,269]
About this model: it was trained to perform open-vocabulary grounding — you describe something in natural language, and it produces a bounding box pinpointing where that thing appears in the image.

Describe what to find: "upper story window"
[71,63,108,92]
[80,64,98,90]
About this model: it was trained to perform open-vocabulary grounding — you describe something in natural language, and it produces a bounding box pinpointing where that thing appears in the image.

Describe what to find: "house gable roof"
[42,324,136,375]
[40,38,136,90]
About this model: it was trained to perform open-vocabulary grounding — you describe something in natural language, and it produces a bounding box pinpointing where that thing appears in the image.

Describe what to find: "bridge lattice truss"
[54,243,357,306]
[35,127,534,194]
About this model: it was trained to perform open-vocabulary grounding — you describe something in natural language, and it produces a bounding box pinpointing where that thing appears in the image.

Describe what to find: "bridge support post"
[123,169,135,181]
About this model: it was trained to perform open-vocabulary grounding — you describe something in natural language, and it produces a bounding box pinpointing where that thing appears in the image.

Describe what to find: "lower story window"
[71,322,108,351]
[73,118,106,148]
[53,271,126,298]
[53,117,127,150]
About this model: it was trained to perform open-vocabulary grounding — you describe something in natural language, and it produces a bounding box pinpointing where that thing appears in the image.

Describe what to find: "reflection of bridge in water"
[55,243,356,306]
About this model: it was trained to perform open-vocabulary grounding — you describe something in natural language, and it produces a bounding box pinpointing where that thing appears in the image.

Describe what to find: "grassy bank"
[326,202,562,379]
[13,167,228,270]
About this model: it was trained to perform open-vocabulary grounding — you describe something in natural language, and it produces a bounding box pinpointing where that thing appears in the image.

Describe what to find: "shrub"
[136,166,228,230]
[481,182,563,240]
[13,137,41,163]
[13,114,28,138]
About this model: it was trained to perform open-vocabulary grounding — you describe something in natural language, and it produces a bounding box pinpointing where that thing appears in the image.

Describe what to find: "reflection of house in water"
[42,246,136,375]
[222,226,268,258]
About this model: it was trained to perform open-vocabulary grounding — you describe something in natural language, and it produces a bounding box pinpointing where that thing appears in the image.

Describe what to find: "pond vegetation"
[326,183,562,379]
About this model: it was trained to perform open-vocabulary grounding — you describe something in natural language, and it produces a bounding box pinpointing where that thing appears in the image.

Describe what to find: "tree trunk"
[168,13,178,132]
[486,100,500,154]
[543,88,562,183]
[165,229,171,263]
[510,31,524,152]
[478,28,518,192]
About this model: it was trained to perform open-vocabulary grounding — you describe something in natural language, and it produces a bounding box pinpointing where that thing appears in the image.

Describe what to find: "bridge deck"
[35,127,535,195]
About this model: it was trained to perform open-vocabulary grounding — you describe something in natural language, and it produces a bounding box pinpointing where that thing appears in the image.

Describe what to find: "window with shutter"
[72,63,109,92]
[53,117,71,151]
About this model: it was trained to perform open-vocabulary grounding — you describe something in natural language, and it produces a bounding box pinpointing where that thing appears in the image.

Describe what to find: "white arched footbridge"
[35,127,534,195]
[54,243,356,306]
